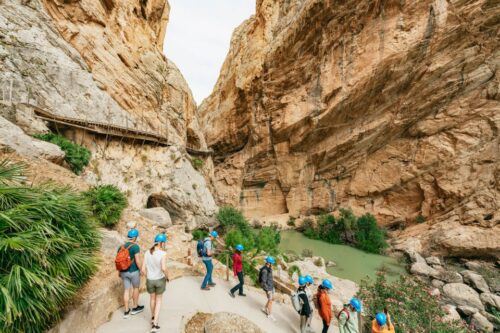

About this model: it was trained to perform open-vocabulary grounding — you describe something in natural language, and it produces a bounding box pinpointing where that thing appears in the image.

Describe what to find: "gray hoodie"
[260,265,274,291]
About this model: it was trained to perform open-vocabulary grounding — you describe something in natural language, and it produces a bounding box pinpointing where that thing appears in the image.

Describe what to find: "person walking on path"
[305,275,314,332]
[142,233,170,333]
[260,256,276,321]
[297,276,312,333]
[316,279,334,333]
[201,231,218,290]
[117,228,144,318]
[229,244,246,297]
[371,311,395,333]
[338,297,362,333]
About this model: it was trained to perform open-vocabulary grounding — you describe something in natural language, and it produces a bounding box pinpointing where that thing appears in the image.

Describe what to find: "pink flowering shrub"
[357,271,473,332]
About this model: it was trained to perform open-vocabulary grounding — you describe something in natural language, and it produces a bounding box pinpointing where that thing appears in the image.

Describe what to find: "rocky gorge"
[0,0,499,332]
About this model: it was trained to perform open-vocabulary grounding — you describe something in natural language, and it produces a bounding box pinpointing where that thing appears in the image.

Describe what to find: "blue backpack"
[196,240,206,257]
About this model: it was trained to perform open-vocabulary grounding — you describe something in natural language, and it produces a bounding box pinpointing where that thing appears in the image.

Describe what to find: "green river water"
[279,230,406,284]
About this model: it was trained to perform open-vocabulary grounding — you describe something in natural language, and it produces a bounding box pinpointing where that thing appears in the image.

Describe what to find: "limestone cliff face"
[200,0,499,257]
[41,0,204,145]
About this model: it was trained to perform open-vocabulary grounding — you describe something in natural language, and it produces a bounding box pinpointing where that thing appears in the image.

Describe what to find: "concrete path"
[97,276,339,333]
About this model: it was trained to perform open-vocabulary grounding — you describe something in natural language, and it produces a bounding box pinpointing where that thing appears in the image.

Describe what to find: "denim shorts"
[120,270,140,289]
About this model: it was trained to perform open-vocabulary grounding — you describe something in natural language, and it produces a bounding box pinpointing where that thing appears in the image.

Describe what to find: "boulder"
[430,288,440,297]
[431,279,445,289]
[426,256,441,266]
[410,262,439,277]
[138,207,172,227]
[465,261,483,271]
[100,229,125,258]
[461,270,490,293]
[406,250,426,264]
[326,260,337,267]
[471,312,494,333]
[480,293,500,310]
[456,305,478,317]
[442,283,484,310]
[203,312,264,333]
[442,304,461,322]
[434,270,463,284]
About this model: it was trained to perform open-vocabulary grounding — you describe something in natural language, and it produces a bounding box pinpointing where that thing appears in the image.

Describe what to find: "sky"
[164,1,255,104]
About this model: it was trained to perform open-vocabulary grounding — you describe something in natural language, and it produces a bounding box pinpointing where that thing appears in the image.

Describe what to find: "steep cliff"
[200,0,499,257]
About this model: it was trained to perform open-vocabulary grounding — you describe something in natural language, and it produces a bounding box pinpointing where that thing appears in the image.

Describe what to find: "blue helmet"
[305,275,314,284]
[127,229,139,239]
[375,313,387,326]
[321,279,333,290]
[265,256,275,265]
[349,298,362,312]
[154,233,167,243]
[298,276,307,286]
[235,244,244,251]
[210,230,218,238]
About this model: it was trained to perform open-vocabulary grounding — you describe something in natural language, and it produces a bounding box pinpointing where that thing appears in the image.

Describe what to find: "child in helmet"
[338,297,362,333]
[316,279,333,333]
[305,275,314,332]
[297,276,312,333]
[371,311,395,333]
[260,256,276,320]
[229,244,246,297]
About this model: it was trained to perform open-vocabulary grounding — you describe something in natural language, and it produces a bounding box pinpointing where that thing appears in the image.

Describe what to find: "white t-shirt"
[145,249,167,280]
[202,238,213,261]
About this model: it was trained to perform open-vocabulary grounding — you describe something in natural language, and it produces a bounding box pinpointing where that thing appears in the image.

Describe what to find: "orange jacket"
[371,316,395,333]
[317,289,332,323]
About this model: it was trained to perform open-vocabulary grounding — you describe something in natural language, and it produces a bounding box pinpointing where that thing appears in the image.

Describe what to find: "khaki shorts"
[146,277,166,294]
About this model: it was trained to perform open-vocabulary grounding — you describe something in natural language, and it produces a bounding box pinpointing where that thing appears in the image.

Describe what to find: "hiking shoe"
[229,291,235,298]
[123,310,130,319]
[208,282,216,287]
[130,305,144,315]
[201,286,211,291]
[239,293,247,297]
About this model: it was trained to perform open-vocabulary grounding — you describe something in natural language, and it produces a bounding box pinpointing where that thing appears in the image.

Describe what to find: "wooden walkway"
[23,103,213,155]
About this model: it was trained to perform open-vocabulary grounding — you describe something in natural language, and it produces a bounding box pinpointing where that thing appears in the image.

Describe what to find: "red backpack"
[115,243,134,271]
[337,308,350,321]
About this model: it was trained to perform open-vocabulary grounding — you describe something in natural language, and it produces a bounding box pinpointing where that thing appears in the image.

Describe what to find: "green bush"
[0,160,100,333]
[358,271,472,333]
[416,215,426,224]
[192,229,208,240]
[84,185,127,228]
[288,265,301,277]
[217,206,252,235]
[34,133,91,174]
[302,248,313,257]
[301,209,388,254]
[191,157,204,171]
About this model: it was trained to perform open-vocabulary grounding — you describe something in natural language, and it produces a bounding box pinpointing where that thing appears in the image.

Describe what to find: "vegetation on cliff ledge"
[84,184,127,228]
[34,133,91,174]
[302,208,388,254]
[0,160,100,333]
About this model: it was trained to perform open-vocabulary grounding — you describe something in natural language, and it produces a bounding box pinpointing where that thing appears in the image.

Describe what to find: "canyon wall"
[200,0,499,257]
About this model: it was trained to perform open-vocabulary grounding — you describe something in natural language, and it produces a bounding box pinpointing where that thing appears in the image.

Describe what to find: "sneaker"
[208,282,216,287]
[228,291,235,298]
[239,293,247,297]
[151,325,160,332]
[123,310,130,319]
[130,305,144,315]
[201,286,211,291]
[268,314,276,322]
[261,308,268,316]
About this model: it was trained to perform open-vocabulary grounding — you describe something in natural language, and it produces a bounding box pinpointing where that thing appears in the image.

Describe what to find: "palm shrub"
[34,133,91,174]
[358,271,472,333]
[0,159,100,333]
[84,185,127,228]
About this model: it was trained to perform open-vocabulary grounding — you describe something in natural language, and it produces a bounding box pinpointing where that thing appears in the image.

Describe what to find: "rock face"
[139,207,172,227]
[442,283,484,310]
[199,0,500,257]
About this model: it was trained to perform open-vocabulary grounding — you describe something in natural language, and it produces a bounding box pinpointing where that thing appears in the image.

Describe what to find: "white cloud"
[164,0,255,104]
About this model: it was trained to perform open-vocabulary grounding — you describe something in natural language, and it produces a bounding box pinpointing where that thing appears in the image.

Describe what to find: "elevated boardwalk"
[23,103,213,156]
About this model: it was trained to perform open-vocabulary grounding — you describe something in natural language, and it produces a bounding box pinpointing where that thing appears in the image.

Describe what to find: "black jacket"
[298,287,312,316]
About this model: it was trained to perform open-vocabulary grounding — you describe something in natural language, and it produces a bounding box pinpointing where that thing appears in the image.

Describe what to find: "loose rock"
[462,270,490,293]
[426,256,441,266]
[480,293,500,310]
[442,283,484,310]
[410,262,439,277]
[471,312,494,333]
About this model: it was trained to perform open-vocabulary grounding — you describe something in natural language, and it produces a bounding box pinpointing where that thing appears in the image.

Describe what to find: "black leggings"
[230,271,244,295]
[322,319,329,333]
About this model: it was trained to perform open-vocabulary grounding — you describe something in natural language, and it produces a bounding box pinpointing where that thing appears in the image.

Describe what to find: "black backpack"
[258,266,267,285]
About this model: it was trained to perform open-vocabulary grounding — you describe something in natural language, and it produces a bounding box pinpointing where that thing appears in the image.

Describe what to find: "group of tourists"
[115,228,396,333]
